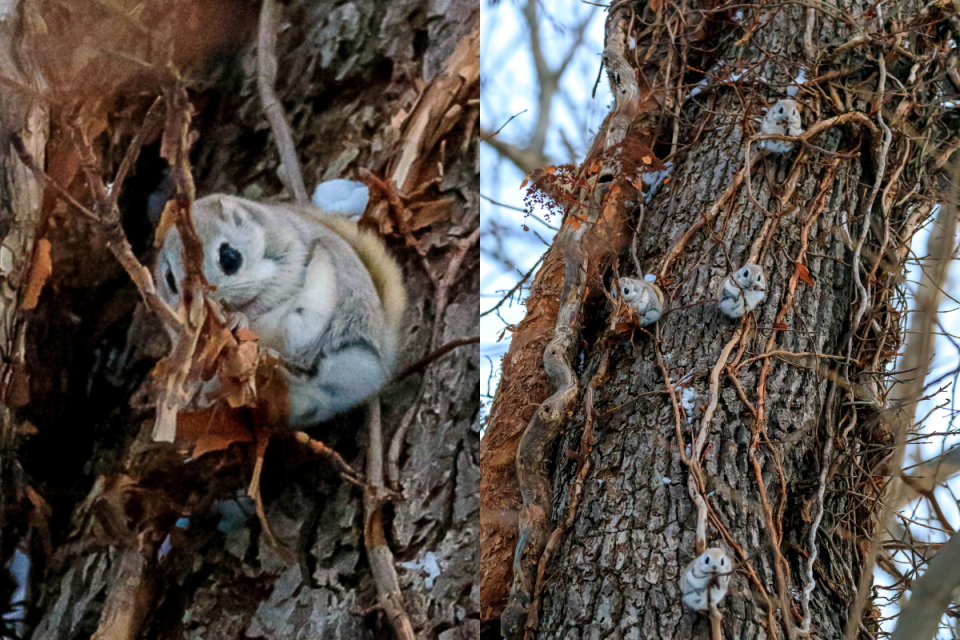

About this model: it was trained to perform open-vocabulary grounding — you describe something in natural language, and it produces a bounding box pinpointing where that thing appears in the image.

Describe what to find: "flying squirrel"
[717,262,766,319]
[616,276,665,327]
[681,547,732,611]
[155,189,406,427]
[759,98,804,154]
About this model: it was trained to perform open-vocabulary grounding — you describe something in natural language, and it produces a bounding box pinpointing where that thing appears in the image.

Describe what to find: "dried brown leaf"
[496,324,517,342]
[796,261,815,286]
[22,238,52,310]
[408,197,455,231]
[7,363,30,407]
[177,408,254,459]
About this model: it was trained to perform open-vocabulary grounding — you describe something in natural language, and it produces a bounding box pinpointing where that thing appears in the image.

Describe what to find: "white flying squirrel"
[155,189,406,427]
[617,276,665,327]
[681,548,732,611]
[759,98,803,154]
[717,262,766,319]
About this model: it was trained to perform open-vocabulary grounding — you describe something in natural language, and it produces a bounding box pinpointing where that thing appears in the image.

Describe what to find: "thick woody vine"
[496,0,959,637]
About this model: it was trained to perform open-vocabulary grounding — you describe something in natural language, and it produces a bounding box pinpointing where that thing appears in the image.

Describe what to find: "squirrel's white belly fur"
[155,184,406,427]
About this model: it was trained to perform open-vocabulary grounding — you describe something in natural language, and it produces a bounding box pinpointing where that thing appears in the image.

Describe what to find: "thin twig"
[293,431,364,485]
[800,379,833,636]
[363,399,417,640]
[689,325,744,553]
[481,110,529,142]
[109,96,165,212]
[257,0,308,204]
[710,607,724,640]
[393,336,480,380]
[481,254,546,318]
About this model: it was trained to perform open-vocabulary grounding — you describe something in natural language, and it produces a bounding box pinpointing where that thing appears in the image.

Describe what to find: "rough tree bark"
[0,1,479,639]
[482,0,958,638]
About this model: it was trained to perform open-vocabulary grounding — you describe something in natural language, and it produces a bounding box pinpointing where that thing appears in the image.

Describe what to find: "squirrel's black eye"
[778,106,784,113]
[165,268,178,294]
[704,556,710,564]
[742,269,749,277]
[218,243,243,275]
[623,287,630,294]
[719,557,725,565]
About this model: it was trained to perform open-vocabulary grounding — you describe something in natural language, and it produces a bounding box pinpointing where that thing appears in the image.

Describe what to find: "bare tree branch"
[845,161,960,640]
[481,2,595,174]
[890,528,960,640]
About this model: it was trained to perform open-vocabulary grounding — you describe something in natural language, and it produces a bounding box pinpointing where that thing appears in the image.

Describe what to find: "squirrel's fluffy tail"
[311,214,407,372]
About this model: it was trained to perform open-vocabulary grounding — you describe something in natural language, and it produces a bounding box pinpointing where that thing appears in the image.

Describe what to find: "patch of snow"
[158,535,173,560]
[681,386,698,416]
[786,68,807,97]
[312,179,369,217]
[5,547,28,624]
[644,274,656,282]
[401,551,443,589]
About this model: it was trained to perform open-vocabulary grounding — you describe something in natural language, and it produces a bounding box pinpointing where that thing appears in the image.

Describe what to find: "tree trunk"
[0,1,479,639]
[481,0,958,638]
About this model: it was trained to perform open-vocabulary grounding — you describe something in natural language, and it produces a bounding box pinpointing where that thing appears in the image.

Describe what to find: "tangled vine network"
[493,0,960,638]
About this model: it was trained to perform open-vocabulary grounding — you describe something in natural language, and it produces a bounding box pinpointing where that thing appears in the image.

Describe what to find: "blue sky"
[481,0,608,406]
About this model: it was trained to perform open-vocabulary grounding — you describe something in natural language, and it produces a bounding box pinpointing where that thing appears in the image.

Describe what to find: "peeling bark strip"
[483,0,960,637]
